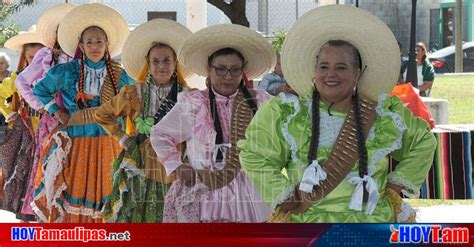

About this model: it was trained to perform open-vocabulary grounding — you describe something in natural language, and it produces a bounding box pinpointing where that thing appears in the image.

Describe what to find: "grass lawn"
[430,75,474,124]
[405,199,474,207]
[407,75,474,207]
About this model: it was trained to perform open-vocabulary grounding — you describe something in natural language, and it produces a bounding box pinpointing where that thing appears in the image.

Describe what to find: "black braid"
[353,91,368,178]
[50,40,61,66]
[307,90,321,163]
[240,81,258,115]
[209,87,224,162]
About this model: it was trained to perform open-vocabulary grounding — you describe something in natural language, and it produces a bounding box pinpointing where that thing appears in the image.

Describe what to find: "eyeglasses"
[211,65,243,77]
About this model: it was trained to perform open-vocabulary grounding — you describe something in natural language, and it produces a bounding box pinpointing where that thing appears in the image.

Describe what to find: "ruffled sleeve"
[0,72,17,117]
[15,47,53,110]
[237,96,292,210]
[33,62,74,115]
[150,91,196,176]
[387,95,436,197]
[95,84,140,141]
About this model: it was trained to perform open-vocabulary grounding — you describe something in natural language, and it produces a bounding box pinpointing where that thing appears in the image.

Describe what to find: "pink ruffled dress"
[150,88,271,223]
[14,47,71,216]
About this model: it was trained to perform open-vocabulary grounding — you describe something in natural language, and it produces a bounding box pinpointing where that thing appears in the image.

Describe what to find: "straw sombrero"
[37,3,77,49]
[4,25,44,52]
[57,3,129,57]
[178,24,276,80]
[281,5,400,100]
[122,19,193,81]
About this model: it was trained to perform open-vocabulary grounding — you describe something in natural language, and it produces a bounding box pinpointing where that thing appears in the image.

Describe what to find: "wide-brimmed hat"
[37,3,77,49]
[57,3,129,57]
[178,24,276,80]
[122,19,193,81]
[281,5,400,100]
[4,25,44,52]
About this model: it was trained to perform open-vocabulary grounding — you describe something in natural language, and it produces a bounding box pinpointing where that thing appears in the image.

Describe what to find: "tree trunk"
[208,0,249,27]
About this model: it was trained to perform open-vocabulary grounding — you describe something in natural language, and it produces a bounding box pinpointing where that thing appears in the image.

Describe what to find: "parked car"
[429,42,474,73]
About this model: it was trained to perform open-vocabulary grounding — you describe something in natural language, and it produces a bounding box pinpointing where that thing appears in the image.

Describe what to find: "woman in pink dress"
[150,24,275,223]
[1,25,44,221]
[13,3,77,218]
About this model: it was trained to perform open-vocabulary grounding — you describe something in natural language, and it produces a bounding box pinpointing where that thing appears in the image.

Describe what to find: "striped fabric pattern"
[390,125,473,199]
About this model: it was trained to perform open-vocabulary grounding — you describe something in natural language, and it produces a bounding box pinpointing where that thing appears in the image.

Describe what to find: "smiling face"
[207,53,244,96]
[79,26,108,63]
[314,44,361,106]
[147,44,177,85]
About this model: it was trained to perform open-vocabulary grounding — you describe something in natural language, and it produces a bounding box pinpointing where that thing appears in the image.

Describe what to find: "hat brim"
[281,5,400,100]
[4,32,44,52]
[122,19,193,81]
[57,3,129,57]
[178,24,276,80]
[37,3,78,48]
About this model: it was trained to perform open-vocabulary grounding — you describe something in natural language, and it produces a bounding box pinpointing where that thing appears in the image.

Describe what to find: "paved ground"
[2,205,474,223]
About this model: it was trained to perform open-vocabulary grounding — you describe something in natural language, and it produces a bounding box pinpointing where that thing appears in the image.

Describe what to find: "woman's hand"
[175,164,196,187]
[54,110,70,126]
[5,112,18,123]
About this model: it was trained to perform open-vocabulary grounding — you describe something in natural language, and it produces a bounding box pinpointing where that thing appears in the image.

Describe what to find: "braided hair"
[50,40,62,66]
[309,40,367,179]
[207,47,259,161]
[307,91,321,163]
[104,49,119,94]
[76,26,119,108]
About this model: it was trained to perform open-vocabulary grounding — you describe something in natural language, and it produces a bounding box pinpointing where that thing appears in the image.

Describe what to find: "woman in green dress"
[95,19,193,222]
[238,5,436,223]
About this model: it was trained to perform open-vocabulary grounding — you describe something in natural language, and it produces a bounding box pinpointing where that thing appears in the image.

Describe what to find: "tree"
[12,0,250,27]
[271,30,286,54]
[0,2,20,47]
[207,0,249,27]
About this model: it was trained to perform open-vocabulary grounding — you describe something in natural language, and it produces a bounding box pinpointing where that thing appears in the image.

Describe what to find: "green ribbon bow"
[134,116,155,135]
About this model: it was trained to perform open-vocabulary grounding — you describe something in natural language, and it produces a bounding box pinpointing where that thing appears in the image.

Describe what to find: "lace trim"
[398,201,416,222]
[387,174,420,198]
[347,94,407,178]
[81,64,106,96]
[279,93,305,168]
[175,182,209,222]
[271,183,297,211]
[106,158,145,222]
[30,189,48,222]
[104,180,126,223]
[62,200,104,219]
[42,132,70,207]
[52,183,67,222]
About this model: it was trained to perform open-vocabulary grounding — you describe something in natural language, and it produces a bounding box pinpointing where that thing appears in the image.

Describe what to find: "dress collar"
[210,86,239,100]
[84,58,106,69]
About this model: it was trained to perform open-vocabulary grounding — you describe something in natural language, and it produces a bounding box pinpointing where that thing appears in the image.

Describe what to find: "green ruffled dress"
[238,93,436,223]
